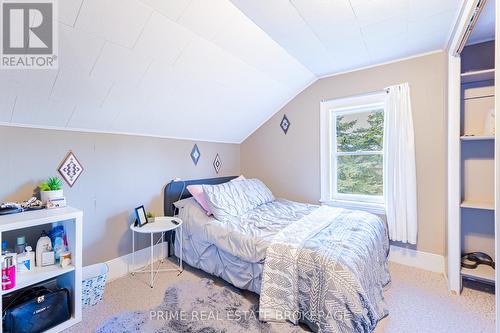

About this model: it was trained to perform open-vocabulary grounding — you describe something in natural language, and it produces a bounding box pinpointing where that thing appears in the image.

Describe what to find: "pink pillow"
[231,175,246,181]
[187,185,212,215]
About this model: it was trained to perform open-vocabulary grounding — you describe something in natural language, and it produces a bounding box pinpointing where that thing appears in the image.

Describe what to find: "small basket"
[82,263,108,307]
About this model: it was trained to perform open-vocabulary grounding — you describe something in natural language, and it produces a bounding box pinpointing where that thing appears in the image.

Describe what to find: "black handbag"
[3,286,71,333]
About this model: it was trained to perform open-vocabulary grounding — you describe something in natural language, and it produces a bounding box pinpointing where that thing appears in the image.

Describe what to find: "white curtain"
[383,83,418,244]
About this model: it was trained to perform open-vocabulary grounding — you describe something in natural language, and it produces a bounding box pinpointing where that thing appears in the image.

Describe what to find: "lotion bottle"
[36,231,52,267]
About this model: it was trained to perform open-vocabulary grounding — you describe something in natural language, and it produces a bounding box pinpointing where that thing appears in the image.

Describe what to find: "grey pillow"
[202,179,274,222]
[232,178,274,208]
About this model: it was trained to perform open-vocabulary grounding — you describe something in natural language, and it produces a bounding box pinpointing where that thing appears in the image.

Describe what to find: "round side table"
[129,217,183,288]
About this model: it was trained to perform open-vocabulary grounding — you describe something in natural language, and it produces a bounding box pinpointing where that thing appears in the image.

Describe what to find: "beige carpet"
[67,261,495,333]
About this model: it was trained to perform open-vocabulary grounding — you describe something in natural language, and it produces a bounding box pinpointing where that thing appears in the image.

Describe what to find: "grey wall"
[0,126,240,265]
[241,51,448,256]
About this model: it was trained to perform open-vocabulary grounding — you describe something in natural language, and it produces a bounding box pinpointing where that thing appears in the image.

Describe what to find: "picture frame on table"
[134,205,148,227]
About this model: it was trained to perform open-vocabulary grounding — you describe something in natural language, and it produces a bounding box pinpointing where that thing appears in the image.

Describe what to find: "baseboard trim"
[388,245,444,274]
[105,243,168,282]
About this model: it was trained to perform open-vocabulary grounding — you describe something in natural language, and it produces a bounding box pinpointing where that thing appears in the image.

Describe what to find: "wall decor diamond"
[58,151,84,187]
[280,114,290,134]
[213,154,222,174]
[191,144,201,165]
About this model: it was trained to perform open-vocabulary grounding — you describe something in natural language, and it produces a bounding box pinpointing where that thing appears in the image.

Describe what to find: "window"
[320,92,385,213]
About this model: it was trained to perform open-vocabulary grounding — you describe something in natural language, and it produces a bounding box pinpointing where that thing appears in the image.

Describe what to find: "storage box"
[82,263,108,307]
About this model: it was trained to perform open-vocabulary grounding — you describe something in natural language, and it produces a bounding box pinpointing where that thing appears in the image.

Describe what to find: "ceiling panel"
[57,0,84,27]
[352,0,409,27]
[11,97,75,127]
[66,97,121,130]
[0,75,19,122]
[58,24,105,72]
[178,0,236,41]
[137,0,191,22]
[133,12,194,65]
[227,0,337,75]
[90,42,151,88]
[211,8,315,90]
[75,0,152,48]
[408,0,460,19]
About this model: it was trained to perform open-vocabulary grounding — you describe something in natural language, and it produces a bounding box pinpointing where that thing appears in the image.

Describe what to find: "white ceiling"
[231,0,463,76]
[0,0,463,143]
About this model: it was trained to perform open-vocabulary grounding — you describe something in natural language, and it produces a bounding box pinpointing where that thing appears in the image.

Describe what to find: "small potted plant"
[146,212,155,223]
[39,176,64,203]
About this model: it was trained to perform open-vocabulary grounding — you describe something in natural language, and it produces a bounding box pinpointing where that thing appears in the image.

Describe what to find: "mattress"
[174,197,316,293]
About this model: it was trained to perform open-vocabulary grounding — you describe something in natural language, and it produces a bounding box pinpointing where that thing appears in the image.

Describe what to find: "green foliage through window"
[335,110,384,196]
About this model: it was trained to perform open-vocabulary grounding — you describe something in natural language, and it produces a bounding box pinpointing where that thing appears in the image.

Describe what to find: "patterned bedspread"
[259,205,390,333]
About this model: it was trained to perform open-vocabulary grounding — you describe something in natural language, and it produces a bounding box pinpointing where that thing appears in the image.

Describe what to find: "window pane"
[337,154,383,196]
[336,110,384,152]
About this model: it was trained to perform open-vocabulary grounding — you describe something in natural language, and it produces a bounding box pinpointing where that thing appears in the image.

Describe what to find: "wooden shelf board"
[461,265,495,284]
[460,135,495,141]
[1,265,75,296]
[461,69,495,84]
[460,200,494,210]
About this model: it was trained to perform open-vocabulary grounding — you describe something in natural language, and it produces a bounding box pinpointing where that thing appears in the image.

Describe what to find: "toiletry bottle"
[16,246,34,273]
[53,233,64,261]
[15,236,26,254]
[2,254,16,290]
[36,231,52,267]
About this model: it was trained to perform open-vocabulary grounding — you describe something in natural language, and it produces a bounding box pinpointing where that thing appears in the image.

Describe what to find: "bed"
[164,176,390,333]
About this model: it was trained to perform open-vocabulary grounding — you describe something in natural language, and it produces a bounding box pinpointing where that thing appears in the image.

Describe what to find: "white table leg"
[131,229,135,275]
[150,233,153,288]
[180,225,183,272]
[161,232,164,263]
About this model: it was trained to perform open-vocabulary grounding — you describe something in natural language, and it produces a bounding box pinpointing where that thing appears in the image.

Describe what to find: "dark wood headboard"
[163,176,238,216]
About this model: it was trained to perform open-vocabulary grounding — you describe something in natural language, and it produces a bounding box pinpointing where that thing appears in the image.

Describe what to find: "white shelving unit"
[447,0,499,325]
[459,71,496,288]
[0,207,82,332]
[448,2,497,295]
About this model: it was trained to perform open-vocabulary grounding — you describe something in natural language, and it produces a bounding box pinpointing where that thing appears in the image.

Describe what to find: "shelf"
[461,265,495,284]
[1,264,75,295]
[0,207,82,232]
[460,135,495,141]
[461,69,495,84]
[460,200,494,210]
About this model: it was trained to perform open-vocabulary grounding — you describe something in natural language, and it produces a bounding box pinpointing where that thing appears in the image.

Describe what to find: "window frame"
[320,92,386,214]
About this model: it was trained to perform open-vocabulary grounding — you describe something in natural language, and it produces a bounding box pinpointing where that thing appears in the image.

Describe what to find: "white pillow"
[173,197,211,225]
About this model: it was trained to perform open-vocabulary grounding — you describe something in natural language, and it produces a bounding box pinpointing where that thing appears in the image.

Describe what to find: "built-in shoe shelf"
[460,135,495,141]
[460,200,495,210]
[461,265,495,284]
[461,68,495,84]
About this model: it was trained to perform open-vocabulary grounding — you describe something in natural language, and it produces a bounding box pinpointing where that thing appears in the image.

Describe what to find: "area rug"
[96,278,305,333]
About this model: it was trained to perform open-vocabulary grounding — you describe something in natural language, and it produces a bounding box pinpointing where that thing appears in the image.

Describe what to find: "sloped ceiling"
[230,0,462,77]
[0,0,462,143]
